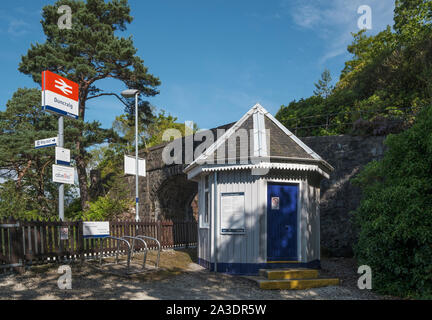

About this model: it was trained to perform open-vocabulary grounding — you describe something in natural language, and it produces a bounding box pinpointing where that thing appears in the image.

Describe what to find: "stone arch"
[154,173,198,221]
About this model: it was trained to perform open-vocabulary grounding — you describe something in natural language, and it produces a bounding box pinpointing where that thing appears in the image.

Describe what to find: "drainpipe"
[214,172,218,273]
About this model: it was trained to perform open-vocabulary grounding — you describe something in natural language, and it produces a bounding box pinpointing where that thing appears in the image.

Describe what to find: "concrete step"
[249,277,340,290]
[259,268,319,280]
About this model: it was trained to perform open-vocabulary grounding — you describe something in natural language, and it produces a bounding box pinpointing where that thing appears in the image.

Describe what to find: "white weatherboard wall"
[198,171,266,266]
[216,171,266,265]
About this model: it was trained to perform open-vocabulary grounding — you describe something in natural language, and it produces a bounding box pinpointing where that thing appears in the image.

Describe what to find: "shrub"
[78,195,133,221]
[353,105,432,299]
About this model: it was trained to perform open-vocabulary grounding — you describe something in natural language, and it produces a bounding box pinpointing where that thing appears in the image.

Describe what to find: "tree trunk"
[76,87,90,211]
[76,155,90,211]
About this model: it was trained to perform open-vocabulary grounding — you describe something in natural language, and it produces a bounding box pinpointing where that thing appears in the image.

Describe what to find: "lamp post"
[121,89,140,222]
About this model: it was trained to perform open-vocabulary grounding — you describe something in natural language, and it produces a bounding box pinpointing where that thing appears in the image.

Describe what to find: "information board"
[52,164,75,185]
[83,221,110,238]
[220,192,245,234]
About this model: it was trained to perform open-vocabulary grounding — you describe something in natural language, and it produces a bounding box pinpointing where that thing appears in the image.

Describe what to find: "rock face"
[301,135,386,257]
[128,135,386,257]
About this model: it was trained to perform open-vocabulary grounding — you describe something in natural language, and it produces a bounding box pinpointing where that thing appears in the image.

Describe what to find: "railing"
[0,218,198,273]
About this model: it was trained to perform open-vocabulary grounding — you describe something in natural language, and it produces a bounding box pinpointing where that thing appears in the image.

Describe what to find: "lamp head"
[121,89,140,98]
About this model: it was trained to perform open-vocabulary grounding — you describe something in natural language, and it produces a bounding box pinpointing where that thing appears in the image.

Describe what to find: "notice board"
[220,192,245,234]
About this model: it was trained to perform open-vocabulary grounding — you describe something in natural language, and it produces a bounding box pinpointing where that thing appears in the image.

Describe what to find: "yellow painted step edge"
[264,269,319,280]
[259,278,340,290]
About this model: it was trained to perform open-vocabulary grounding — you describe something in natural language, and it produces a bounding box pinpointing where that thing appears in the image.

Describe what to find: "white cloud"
[288,0,395,64]
[7,19,30,37]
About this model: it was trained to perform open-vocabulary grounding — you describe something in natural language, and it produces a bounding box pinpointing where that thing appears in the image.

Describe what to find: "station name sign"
[42,70,79,119]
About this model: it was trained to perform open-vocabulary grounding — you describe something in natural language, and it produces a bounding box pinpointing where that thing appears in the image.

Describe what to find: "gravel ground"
[0,254,396,300]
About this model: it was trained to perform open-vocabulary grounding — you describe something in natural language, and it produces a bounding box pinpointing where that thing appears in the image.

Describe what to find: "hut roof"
[184,103,333,179]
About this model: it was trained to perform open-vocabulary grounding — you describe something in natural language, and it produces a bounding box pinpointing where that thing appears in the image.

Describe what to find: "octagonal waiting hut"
[184,103,334,275]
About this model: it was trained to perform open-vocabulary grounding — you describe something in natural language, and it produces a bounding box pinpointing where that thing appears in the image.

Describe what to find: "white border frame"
[199,175,210,229]
[219,192,246,235]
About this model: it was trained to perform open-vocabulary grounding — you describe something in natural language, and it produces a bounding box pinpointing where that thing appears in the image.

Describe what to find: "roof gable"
[185,103,330,172]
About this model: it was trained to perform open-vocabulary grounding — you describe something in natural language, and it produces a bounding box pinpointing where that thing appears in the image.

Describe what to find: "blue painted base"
[198,258,320,275]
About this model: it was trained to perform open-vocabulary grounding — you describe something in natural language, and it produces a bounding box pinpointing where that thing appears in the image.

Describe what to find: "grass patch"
[130,248,197,281]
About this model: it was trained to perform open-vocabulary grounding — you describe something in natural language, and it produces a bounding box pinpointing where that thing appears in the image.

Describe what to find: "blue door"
[267,183,298,261]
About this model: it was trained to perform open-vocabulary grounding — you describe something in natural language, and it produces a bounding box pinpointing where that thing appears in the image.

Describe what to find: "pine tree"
[18,0,160,210]
[313,69,333,98]
[0,88,73,217]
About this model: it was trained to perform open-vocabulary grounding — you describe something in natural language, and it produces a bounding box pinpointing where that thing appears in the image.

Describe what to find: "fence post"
[157,220,162,247]
[78,220,85,264]
[9,218,24,274]
[185,222,189,249]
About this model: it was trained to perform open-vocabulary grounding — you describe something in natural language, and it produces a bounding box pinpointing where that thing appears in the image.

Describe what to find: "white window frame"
[200,175,210,228]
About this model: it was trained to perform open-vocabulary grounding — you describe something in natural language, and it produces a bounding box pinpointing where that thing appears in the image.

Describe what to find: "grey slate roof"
[149,103,333,174]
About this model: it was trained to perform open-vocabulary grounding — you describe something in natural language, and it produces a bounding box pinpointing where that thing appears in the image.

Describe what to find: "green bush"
[71,195,132,221]
[353,105,432,299]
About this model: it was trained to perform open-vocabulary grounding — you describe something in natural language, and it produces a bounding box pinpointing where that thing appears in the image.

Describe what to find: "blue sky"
[0,0,395,131]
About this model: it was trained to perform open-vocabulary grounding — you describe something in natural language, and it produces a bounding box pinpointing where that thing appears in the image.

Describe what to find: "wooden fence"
[0,218,197,272]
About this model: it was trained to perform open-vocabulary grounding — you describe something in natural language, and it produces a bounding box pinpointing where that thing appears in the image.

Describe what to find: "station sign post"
[41,70,79,220]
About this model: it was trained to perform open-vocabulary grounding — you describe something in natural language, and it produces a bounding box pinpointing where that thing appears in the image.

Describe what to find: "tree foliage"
[18,0,160,209]
[353,105,432,299]
[276,0,432,137]
[0,88,77,218]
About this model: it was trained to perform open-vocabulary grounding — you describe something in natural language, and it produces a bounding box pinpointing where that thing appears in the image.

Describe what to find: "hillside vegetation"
[276,0,432,137]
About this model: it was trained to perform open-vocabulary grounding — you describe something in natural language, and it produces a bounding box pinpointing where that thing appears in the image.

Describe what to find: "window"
[202,175,210,227]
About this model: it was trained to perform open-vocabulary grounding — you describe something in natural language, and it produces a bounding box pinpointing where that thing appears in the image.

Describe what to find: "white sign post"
[52,164,75,185]
[35,137,58,149]
[124,155,146,177]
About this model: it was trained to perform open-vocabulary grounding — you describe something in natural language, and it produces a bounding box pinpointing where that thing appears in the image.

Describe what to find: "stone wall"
[127,135,387,257]
[301,135,386,257]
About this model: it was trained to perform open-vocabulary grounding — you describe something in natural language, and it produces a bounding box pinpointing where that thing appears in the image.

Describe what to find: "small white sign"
[83,221,110,238]
[271,197,280,210]
[52,164,75,185]
[124,155,146,177]
[55,147,71,165]
[60,227,69,240]
[35,137,58,149]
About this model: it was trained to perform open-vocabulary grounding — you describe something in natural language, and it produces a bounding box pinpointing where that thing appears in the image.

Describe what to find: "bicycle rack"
[89,234,161,274]
[98,236,132,269]
[135,235,161,269]
[122,236,148,269]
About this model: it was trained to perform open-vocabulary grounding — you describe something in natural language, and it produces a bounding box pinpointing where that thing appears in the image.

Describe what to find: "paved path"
[0,258,392,300]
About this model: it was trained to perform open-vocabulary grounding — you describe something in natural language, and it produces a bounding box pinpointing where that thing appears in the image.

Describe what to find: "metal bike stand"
[99,236,132,269]
[121,236,148,269]
[135,235,161,268]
